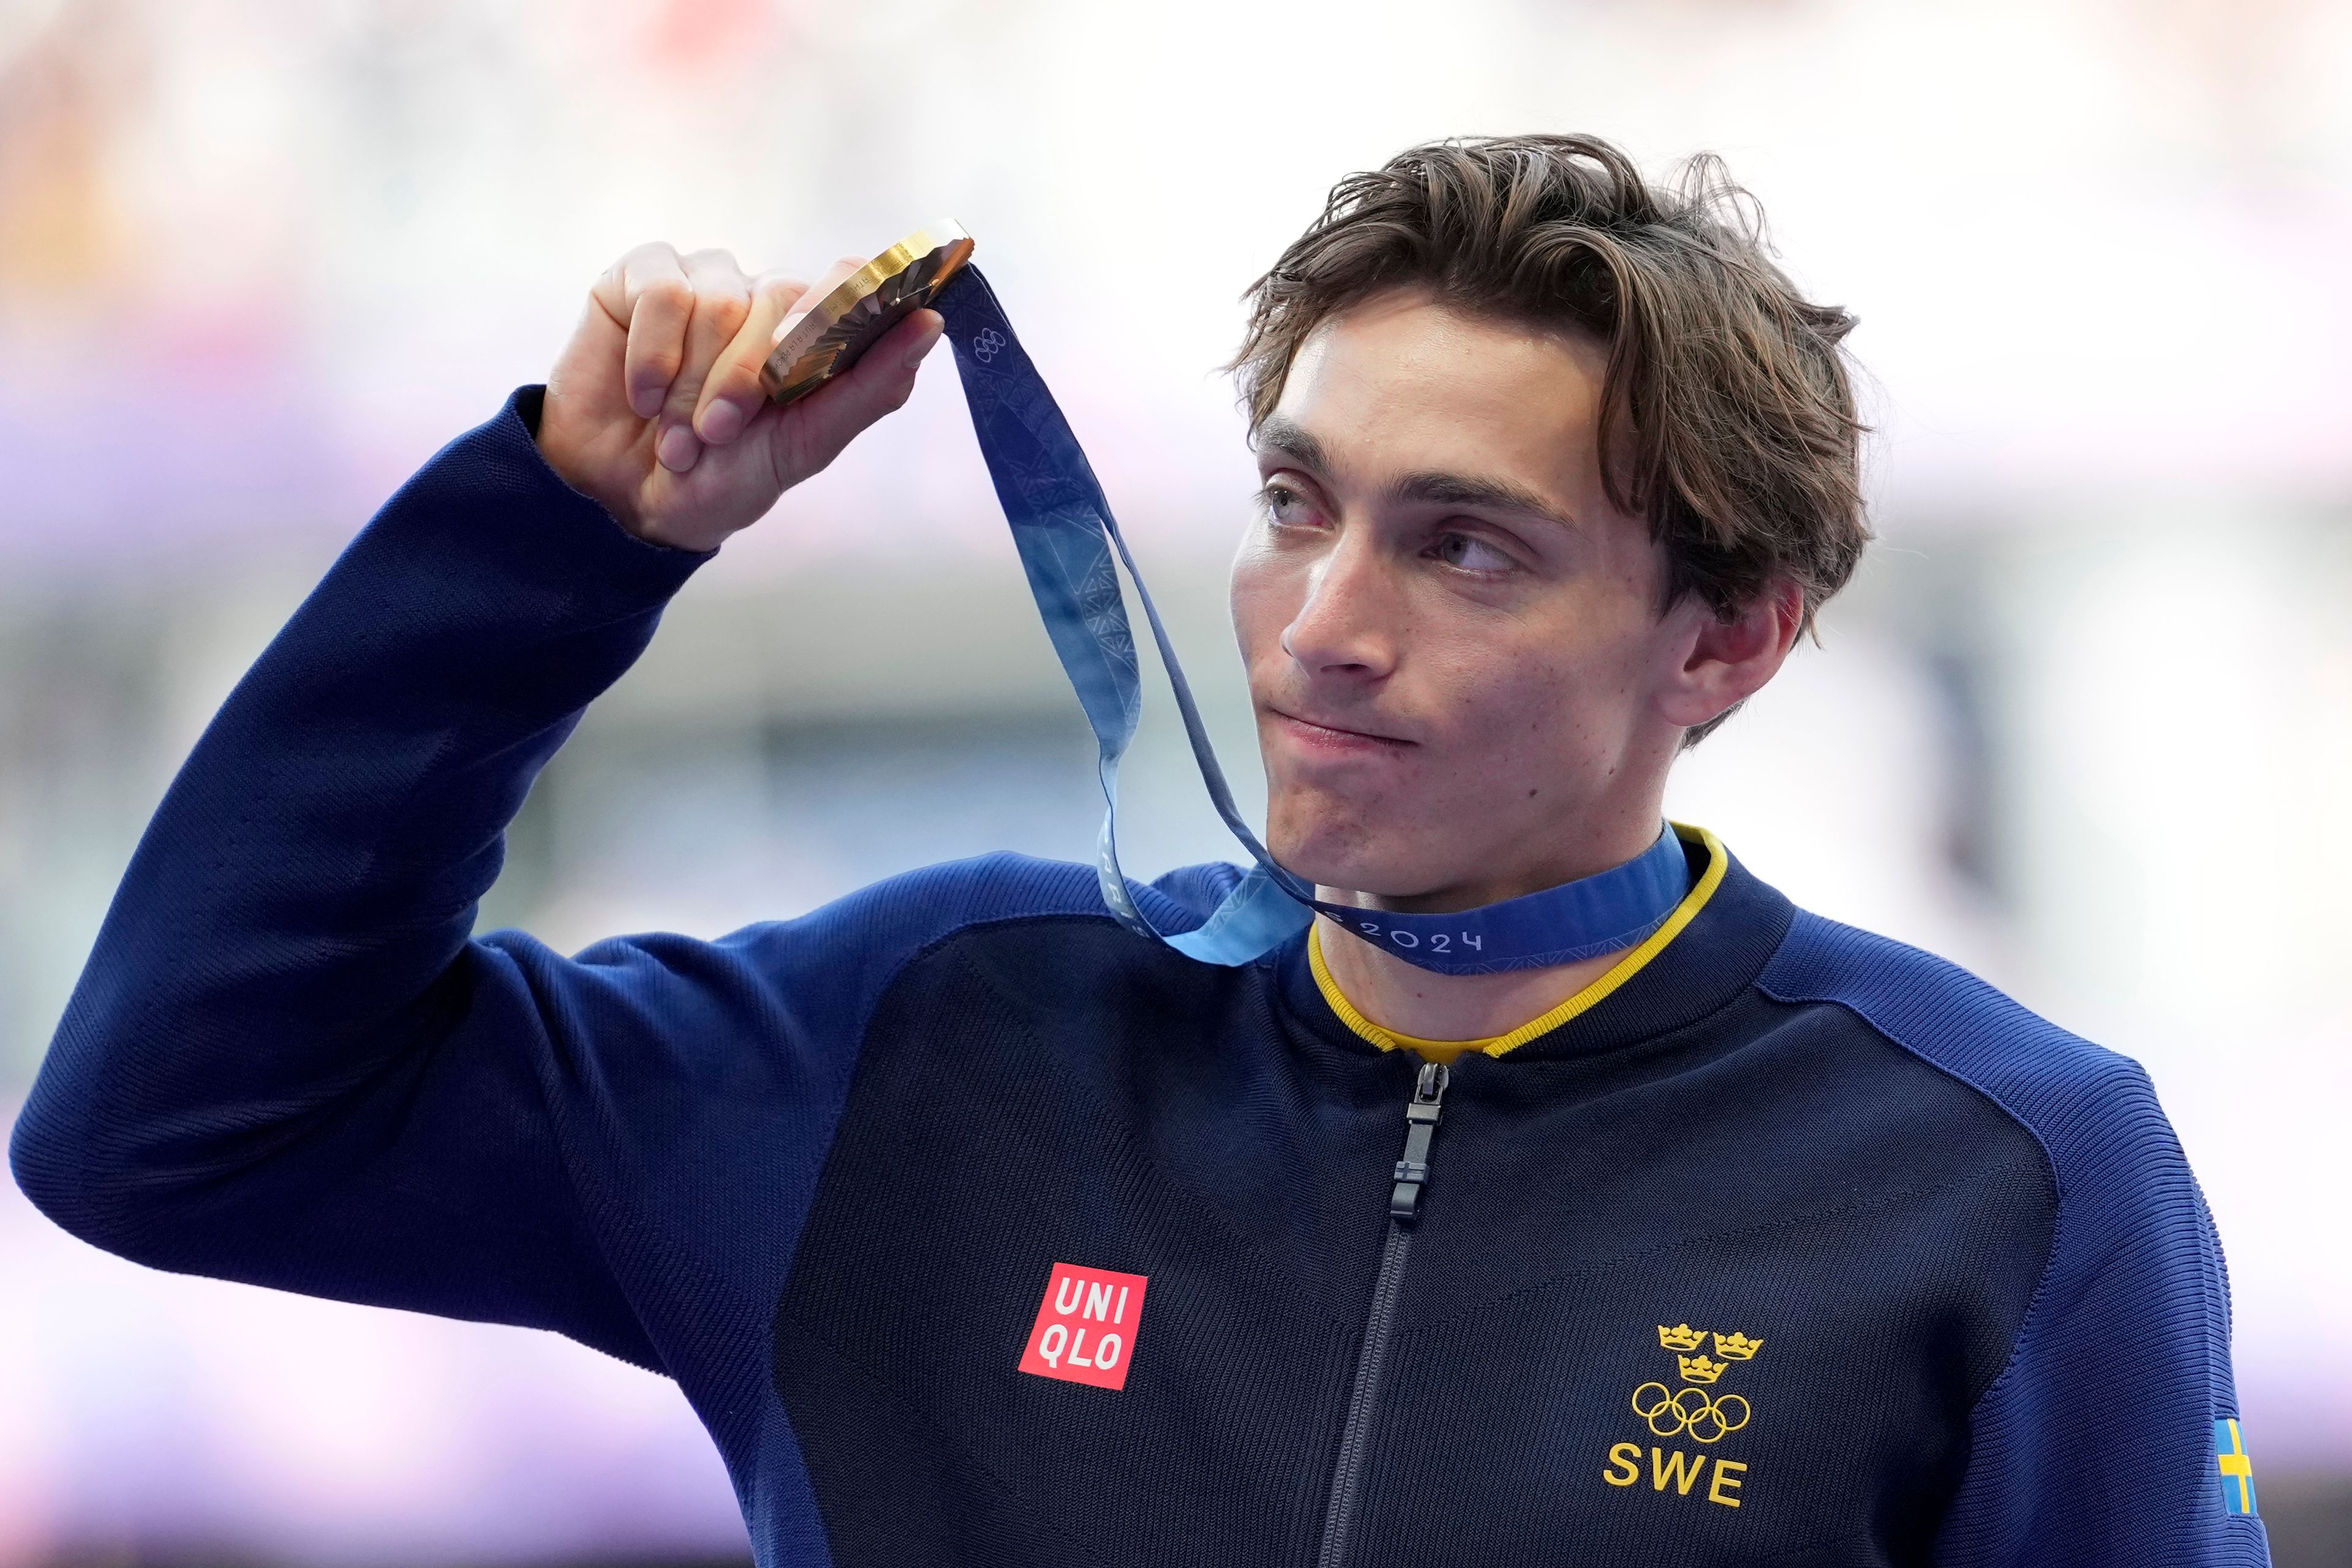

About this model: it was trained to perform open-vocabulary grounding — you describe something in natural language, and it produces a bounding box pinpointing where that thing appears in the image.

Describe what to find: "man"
[11,136,2267,1566]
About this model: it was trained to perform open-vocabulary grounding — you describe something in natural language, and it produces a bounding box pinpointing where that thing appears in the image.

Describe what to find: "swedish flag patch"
[2214,1418,2258,1517]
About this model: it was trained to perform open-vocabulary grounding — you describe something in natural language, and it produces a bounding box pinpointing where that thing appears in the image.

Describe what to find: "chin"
[1266,795,1444,901]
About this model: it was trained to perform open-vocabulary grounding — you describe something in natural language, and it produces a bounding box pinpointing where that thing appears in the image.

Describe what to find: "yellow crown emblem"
[1677,1355,1728,1384]
[1712,1332,1763,1360]
[1657,1323,1708,1352]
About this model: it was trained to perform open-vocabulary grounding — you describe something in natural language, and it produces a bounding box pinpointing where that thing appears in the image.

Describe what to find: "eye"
[1432,530,1517,574]
[1259,480,1326,529]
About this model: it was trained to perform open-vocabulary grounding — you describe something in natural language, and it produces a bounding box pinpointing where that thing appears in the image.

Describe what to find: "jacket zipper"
[1314,1060,1449,1568]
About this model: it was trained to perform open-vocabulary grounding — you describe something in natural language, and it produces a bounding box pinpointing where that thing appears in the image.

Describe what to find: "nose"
[1279,527,1399,683]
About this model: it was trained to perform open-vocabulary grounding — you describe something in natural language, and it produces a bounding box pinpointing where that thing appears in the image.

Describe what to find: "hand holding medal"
[535,232,956,553]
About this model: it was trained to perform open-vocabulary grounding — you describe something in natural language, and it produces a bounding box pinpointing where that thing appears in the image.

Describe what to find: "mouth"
[1268,706,1415,755]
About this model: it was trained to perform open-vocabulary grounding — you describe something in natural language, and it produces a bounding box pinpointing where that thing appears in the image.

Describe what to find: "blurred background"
[2,0,2348,1562]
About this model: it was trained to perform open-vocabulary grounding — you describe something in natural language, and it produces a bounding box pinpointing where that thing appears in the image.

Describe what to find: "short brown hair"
[1234,135,1869,741]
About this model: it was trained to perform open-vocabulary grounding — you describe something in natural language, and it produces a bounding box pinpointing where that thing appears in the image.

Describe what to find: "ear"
[1655,578,1804,732]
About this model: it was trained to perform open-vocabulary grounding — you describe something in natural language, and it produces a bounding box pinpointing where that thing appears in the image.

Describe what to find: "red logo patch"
[1018,1262,1149,1391]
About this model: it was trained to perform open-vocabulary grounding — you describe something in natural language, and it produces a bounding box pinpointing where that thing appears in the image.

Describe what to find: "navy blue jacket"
[12,391,2271,1567]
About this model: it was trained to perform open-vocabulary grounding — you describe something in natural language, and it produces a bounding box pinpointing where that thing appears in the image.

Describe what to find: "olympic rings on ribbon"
[1630,1382,1752,1444]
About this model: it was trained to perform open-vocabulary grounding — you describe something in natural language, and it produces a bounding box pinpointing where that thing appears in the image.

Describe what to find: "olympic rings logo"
[1631,1382,1751,1444]
[971,328,1006,363]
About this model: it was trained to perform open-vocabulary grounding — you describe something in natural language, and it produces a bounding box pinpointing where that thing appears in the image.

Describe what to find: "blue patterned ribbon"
[937,267,1687,975]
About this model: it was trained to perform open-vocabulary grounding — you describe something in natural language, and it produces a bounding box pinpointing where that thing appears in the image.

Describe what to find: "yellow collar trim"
[1307,823,1728,1062]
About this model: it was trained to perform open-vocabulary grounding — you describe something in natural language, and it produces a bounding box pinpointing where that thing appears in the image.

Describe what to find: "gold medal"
[760,220,975,405]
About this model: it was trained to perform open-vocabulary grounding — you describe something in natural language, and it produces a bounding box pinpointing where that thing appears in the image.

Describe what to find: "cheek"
[1419,620,1636,764]
[1441,652,1575,757]
[1228,540,1298,666]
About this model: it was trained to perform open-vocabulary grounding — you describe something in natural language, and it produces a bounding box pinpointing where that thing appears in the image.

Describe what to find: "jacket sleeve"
[7,387,716,1370]
[1934,1059,2272,1567]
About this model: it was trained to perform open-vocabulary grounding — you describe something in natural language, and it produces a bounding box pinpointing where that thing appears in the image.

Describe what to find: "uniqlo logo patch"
[1017,1262,1149,1391]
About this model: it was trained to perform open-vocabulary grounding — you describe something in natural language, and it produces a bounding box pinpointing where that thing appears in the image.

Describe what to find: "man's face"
[1231,288,1694,911]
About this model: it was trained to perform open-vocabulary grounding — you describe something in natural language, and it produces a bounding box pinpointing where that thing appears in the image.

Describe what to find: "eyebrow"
[1254,415,1581,533]
[1253,417,1332,476]
[1389,471,1581,533]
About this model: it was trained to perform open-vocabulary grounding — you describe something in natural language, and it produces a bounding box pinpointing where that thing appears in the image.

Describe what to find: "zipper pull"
[1387,1061,1449,1223]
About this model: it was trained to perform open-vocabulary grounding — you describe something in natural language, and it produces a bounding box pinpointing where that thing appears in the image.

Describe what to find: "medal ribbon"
[934,266,1687,976]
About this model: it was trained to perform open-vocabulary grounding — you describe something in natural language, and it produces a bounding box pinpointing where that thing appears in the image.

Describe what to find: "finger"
[693,252,861,448]
[650,249,755,473]
[590,242,693,420]
[693,269,811,445]
[765,306,944,488]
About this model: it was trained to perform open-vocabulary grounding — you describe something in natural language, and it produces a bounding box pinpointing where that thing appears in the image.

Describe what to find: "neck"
[1313,804,1670,1042]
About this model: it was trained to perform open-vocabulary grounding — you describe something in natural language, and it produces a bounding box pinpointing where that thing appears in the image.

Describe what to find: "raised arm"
[8,244,943,1368]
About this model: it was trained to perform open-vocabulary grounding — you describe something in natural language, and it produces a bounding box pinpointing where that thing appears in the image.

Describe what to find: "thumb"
[763,309,946,489]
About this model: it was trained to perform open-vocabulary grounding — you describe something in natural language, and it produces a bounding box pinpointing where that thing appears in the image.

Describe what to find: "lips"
[1269,707,1415,752]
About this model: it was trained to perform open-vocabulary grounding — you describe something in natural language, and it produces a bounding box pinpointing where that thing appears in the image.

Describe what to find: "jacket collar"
[1278,834,1795,1064]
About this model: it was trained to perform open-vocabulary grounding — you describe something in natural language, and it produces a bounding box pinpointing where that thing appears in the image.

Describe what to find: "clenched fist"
[536,243,943,552]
